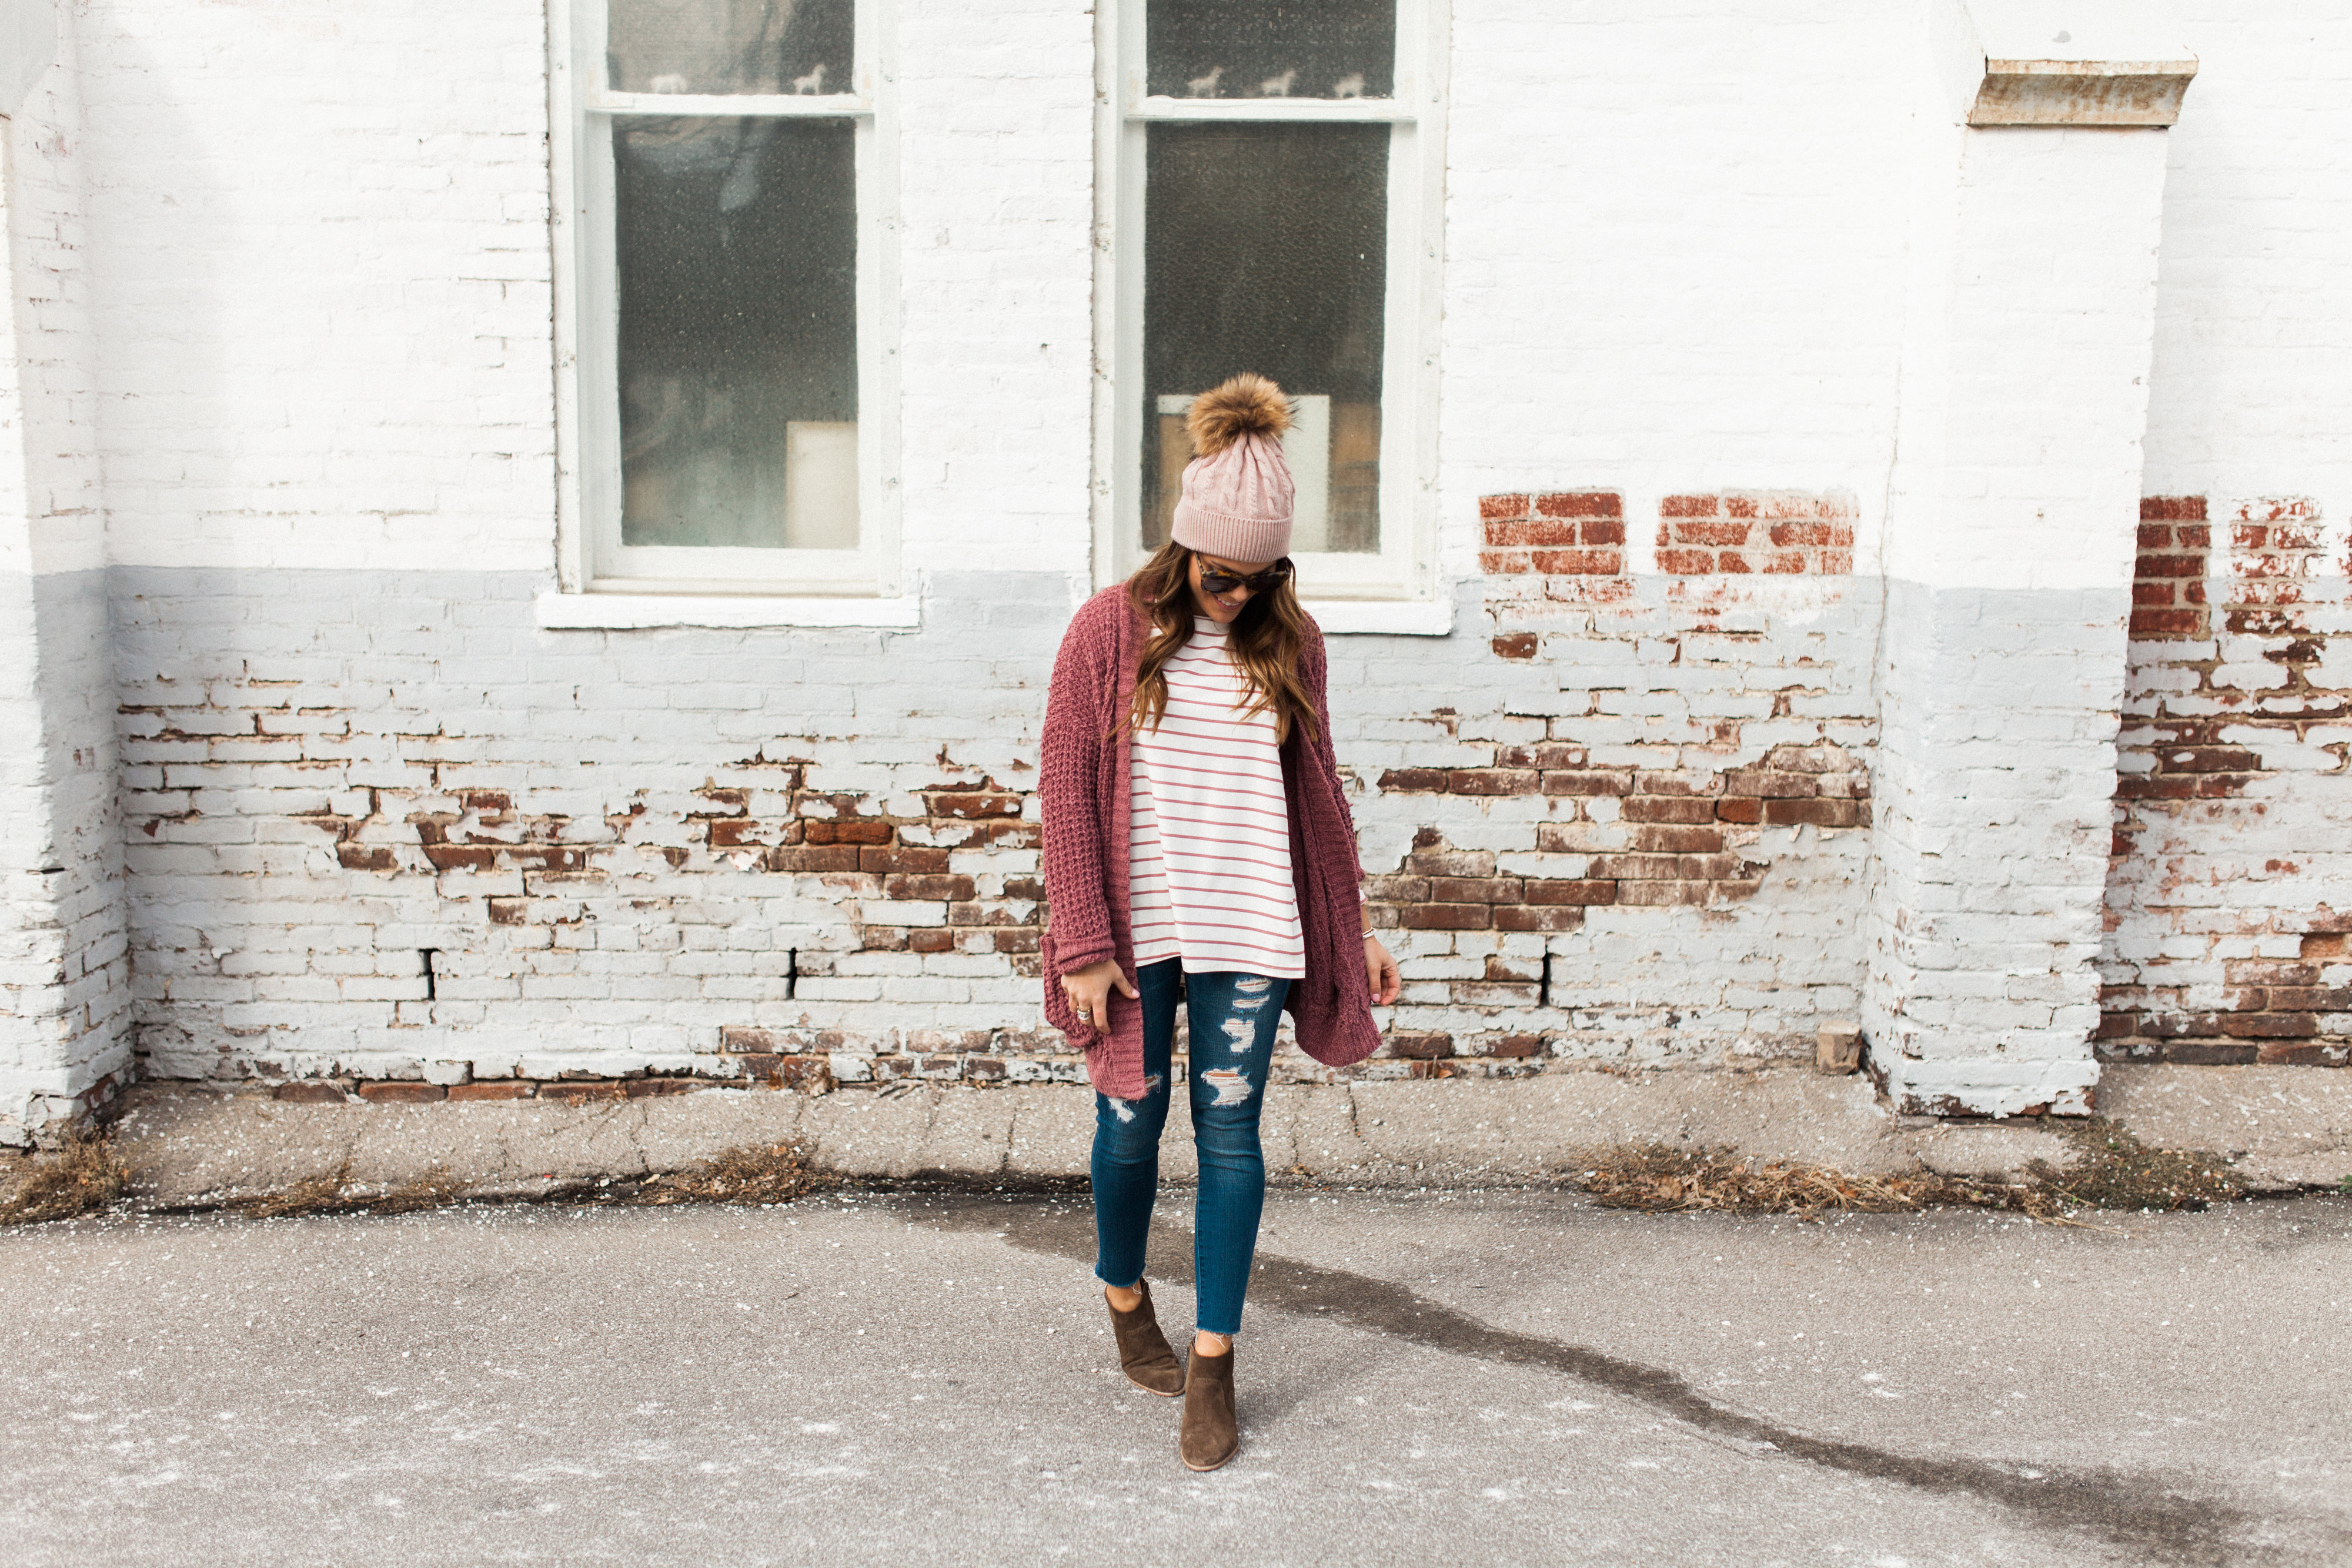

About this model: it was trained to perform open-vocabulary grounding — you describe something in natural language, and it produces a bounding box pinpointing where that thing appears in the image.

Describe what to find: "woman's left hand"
[1363,935,1401,1007]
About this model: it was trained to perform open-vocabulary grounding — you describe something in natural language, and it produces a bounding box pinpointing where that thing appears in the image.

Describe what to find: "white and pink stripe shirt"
[1127,618,1305,978]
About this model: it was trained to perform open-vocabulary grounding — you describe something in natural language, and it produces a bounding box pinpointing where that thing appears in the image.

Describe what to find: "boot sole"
[1181,1442,1239,1473]
[1125,1371,1185,1397]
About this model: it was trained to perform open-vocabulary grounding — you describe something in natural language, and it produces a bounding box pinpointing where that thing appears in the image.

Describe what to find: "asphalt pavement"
[2,1188,2346,1567]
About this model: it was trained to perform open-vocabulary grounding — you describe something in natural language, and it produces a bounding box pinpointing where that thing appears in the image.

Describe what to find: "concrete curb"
[62,1062,2350,1208]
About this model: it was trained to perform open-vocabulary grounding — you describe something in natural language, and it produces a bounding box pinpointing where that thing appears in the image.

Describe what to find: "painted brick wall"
[2099,498,2352,1066]
[2111,6,2352,1076]
[1351,492,1875,1076]
[2,2,2346,1120]
[1,38,132,1145]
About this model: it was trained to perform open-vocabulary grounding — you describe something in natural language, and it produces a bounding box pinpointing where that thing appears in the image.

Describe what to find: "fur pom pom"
[1186,372,1291,457]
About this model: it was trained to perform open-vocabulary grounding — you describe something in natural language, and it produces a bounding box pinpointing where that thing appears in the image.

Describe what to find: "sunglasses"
[1197,558,1293,596]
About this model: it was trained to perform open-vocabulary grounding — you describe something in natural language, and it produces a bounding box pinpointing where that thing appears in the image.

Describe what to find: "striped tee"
[1128,617,1305,978]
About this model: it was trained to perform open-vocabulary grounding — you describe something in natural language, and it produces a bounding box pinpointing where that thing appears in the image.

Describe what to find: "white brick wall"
[0,2,2343,1122]
[1,31,132,1145]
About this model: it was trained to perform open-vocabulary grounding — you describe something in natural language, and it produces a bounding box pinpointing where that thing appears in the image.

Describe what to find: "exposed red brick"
[447,1082,533,1101]
[625,1077,699,1097]
[861,846,951,874]
[1672,519,1751,548]
[1485,517,1583,547]
[1387,1031,1455,1060]
[1492,633,1538,660]
[338,844,397,872]
[2257,1042,2350,1066]
[1479,493,1530,519]
[1522,880,1614,906]
[1656,548,1716,574]
[1529,548,1623,575]
[1447,769,1539,796]
[1378,768,1450,794]
[1399,903,1491,930]
[2219,1012,2317,1039]
[486,897,528,925]
[1622,795,1716,824]
[1660,494,1718,518]
[2140,495,2207,521]
[273,1081,346,1104]
[884,874,978,901]
[1488,1034,1545,1059]
[1534,491,1621,518]
[909,928,956,954]
[1541,770,1633,797]
[767,845,861,872]
[1494,905,1586,932]
[1582,519,1627,546]
[802,818,893,846]
[1628,824,1725,852]
[1762,798,1866,828]
[1715,797,1762,824]
[1429,877,1523,904]
[1479,549,1533,575]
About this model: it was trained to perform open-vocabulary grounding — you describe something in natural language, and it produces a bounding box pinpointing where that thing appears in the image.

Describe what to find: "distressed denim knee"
[1185,971,1288,1336]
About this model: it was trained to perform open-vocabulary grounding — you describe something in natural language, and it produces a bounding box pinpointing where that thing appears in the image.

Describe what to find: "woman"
[1039,371,1402,1472]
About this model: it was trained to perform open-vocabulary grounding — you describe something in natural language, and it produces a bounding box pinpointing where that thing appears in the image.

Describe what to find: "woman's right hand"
[1060,959,1138,1032]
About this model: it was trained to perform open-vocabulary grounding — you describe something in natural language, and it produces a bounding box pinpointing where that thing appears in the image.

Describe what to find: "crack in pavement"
[903,1195,2319,1568]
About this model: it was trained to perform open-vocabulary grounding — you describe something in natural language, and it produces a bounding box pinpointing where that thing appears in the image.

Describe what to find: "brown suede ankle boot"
[1105,1281,1185,1396]
[1180,1343,1238,1472]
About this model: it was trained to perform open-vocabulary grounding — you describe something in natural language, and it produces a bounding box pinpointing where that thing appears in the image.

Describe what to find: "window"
[551,0,898,599]
[1098,0,1446,606]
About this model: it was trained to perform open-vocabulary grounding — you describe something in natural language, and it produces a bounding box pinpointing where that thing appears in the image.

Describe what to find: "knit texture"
[1040,588,1379,1099]
[1170,373,1296,563]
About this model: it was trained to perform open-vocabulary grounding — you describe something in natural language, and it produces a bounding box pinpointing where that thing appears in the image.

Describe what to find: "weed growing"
[0,1129,133,1226]
[1578,1118,2246,1221]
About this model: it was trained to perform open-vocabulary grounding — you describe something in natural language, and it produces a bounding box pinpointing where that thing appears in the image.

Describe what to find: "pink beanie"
[1170,373,1294,562]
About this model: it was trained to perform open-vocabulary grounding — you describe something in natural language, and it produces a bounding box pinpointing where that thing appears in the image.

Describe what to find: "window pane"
[608,0,852,96]
[615,117,858,550]
[1145,0,1394,100]
[1143,122,1387,554]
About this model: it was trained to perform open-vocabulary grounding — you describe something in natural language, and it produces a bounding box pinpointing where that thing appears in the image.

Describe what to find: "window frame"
[1091,0,1448,611]
[549,0,902,601]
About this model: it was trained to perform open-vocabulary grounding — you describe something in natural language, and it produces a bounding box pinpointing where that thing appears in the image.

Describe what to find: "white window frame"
[547,0,903,604]
[1092,0,1449,620]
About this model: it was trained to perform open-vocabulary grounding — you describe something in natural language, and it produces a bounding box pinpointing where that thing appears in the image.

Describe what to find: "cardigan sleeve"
[1301,621,1366,882]
[1038,599,1119,974]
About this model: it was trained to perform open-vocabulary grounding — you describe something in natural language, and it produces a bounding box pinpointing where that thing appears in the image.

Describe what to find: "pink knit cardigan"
[1039,587,1381,1099]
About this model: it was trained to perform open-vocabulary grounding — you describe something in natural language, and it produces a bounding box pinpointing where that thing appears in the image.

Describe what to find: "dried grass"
[1577,1118,2244,1222]
[0,1128,133,1226]
[631,1139,830,1208]
[231,1162,472,1219]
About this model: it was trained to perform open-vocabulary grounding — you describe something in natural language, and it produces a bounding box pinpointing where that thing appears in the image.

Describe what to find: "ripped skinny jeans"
[1092,961,1290,1338]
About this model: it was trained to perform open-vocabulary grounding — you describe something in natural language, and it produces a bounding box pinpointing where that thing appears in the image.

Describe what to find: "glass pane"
[1145,0,1394,100]
[608,0,853,96]
[1143,122,1387,554]
[614,117,858,550]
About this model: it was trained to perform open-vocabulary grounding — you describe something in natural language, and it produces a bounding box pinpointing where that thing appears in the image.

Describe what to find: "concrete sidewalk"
[84,1062,2352,1208]
[1,1189,2345,1566]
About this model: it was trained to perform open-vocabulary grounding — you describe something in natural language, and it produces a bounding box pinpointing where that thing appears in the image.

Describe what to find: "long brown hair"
[1124,544,1317,744]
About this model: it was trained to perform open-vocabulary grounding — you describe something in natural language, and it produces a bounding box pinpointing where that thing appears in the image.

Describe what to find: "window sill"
[534,591,921,630]
[1302,599,1455,637]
